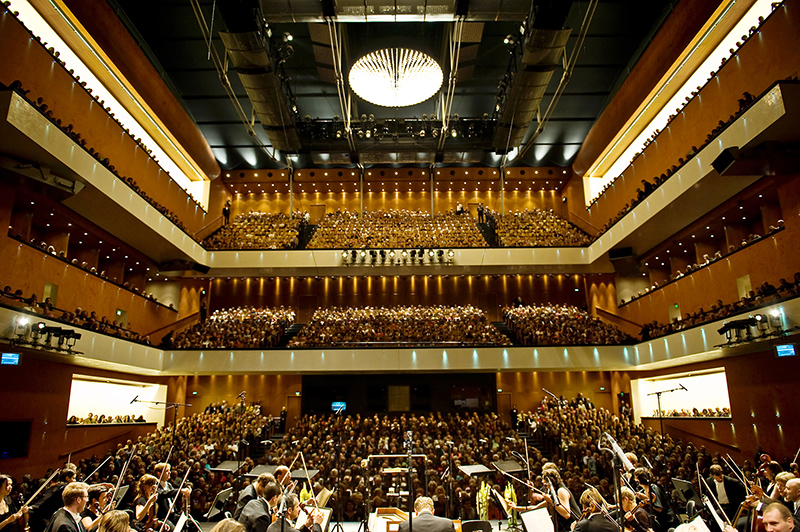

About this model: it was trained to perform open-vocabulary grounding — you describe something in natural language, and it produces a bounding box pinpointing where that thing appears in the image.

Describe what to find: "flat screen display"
[0,421,31,459]
[331,401,346,412]
[776,344,796,357]
[1,353,20,365]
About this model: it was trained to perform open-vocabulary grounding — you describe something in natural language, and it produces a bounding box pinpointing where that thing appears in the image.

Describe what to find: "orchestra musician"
[134,475,163,531]
[398,497,455,532]
[79,485,109,532]
[234,474,276,521]
[631,468,677,532]
[265,495,322,532]
[618,487,652,532]
[274,468,291,487]
[572,488,617,532]
[238,483,282,532]
[152,464,188,524]
[783,479,800,523]
[43,483,89,532]
[30,469,77,532]
[761,502,796,532]
[0,474,28,532]
[706,465,746,522]
[95,511,129,532]
[542,464,581,532]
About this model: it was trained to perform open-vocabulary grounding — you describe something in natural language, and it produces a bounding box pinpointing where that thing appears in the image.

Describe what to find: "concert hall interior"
[1,0,800,530]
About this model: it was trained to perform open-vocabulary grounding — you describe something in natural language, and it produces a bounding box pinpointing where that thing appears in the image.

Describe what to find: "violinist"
[234,474,276,521]
[761,463,784,500]
[706,465,746,521]
[632,468,677,532]
[265,495,322,532]
[274,468,291,487]
[134,475,163,531]
[151,464,188,525]
[761,503,796,532]
[543,465,581,532]
[0,475,28,532]
[95,512,128,532]
[619,487,651,532]
[783,480,800,522]
[238,483,282,532]
[572,488,617,532]
[43,483,89,532]
[30,469,76,532]
[79,486,109,532]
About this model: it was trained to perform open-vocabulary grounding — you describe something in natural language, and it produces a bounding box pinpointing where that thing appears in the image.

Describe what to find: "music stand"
[112,485,129,506]
[245,465,279,479]
[457,465,492,477]
[489,489,511,520]
[672,478,702,507]
[519,508,554,532]
[291,469,320,484]
[491,461,524,475]
[211,461,244,474]
[204,486,234,520]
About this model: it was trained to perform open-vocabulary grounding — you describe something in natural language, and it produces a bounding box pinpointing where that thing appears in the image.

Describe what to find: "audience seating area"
[489,208,591,247]
[288,304,512,347]
[307,209,488,249]
[169,306,296,349]
[503,303,632,345]
[202,211,306,250]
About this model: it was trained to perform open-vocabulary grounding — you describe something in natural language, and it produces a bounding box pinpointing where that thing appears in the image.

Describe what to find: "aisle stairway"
[493,321,518,345]
[278,323,304,347]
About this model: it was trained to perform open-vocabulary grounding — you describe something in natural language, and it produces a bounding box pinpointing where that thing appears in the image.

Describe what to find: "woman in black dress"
[0,475,27,532]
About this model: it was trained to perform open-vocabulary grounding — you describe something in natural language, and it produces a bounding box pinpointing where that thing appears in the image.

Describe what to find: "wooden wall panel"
[634,348,800,462]
[0,357,167,479]
[209,273,588,322]
[0,10,212,232]
[567,2,800,228]
[184,374,302,419]
[604,175,800,327]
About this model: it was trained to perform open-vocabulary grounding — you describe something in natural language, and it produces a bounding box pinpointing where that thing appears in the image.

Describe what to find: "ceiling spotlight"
[335,129,342,138]
[359,250,366,258]
[365,129,372,138]
[389,250,396,258]
[419,129,426,137]
[450,128,458,138]
[503,35,515,45]
[283,32,293,42]
[447,249,455,258]
[401,249,408,258]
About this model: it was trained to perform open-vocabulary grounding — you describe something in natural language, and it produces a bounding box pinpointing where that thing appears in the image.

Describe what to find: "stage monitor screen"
[331,401,346,412]
[0,421,31,459]
[775,344,796,357]
[1,353,20,365]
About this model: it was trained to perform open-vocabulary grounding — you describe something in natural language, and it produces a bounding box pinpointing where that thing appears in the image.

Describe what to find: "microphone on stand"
[680,383,688,391]
[237,391,246,399]
[130,395,139,404]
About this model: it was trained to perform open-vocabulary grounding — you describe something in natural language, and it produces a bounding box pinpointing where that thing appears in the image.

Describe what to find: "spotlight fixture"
[450,128,458,138]
[447,249,455,258]
[282,32,293,42]
[401,249,408,258]
[359,250,367,258]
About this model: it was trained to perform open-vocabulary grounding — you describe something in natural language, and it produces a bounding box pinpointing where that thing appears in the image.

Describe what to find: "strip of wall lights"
[584,0,774,205]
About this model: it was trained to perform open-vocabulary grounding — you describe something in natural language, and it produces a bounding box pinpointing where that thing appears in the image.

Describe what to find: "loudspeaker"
[321,0,335,17]
[192,263,211,274]
[608,247,634,261]
[711,147,740,175]
[455,0,469,17]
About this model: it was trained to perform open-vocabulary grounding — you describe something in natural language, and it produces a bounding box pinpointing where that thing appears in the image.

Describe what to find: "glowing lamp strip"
[349,48,443,107]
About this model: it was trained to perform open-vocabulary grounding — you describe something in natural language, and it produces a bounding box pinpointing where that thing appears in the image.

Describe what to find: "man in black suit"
[266,494,322,532]
[398,497,455,532]
[43,482,89,532]
[239,482,282,532]
[234,474,277,520]
[783,479,800,522]
[707,464,746,521]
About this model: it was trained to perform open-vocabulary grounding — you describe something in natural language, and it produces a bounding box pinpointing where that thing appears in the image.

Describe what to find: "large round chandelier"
[348,48,443,107]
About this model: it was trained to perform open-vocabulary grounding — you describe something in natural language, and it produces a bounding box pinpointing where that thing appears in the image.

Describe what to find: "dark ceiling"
[111,0,677,171]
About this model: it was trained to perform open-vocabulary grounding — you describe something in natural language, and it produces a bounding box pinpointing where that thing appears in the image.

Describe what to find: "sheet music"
[520,507,555,532]
[687,515,713,532]
[294,506,333,532]
[173,514,188,532]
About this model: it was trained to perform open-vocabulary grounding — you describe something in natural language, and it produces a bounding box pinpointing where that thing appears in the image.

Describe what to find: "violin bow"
[84,455,113,483]
[158,467,191,532]
[108,448,137,510]
[23,469,61,508]
[299,451,318,506]
[700,475,732,526]
[721,455,750,496]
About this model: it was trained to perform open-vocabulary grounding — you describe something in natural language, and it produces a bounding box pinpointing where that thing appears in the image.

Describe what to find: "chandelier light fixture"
[349,48,443,107]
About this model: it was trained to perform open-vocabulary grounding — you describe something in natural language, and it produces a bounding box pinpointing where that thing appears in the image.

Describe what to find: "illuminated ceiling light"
[349,48,443,107]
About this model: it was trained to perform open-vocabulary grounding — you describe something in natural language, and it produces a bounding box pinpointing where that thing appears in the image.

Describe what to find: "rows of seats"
[489,208,591,247]
[307,209,487,249]
[203,211,306,250]
[288,304,511,347]
[169,306,295,349]
[503,303,632,345]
